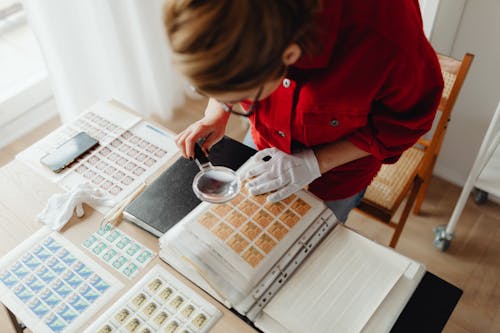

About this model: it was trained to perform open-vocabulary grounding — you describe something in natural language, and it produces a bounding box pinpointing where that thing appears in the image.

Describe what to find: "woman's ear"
[282,43,302,65]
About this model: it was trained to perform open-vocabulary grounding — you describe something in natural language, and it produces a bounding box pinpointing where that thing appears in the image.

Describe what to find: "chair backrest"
[417,53,474,178]
[356,52,474,247]
[360,53,474,215]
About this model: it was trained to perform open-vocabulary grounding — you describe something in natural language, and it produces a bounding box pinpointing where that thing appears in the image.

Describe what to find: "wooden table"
[0,130,462,333]
[0,159,257,333]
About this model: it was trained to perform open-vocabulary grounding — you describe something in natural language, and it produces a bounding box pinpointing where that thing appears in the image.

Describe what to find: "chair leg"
[413,156,437,214]
[413,177,430,215]
[390,179,423,248]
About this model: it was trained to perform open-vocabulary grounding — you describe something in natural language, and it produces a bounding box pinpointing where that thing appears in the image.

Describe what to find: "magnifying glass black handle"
[194,142,210,165]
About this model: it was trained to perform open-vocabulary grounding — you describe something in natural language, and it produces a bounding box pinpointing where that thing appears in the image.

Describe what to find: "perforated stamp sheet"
[16,102,178,215]
[82,225,156,279]
[194,181,313,268]
[84,265,222,333]
[0,227,123,333]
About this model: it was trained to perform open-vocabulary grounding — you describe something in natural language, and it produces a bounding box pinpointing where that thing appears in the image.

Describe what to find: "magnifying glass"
[192,143,241,204]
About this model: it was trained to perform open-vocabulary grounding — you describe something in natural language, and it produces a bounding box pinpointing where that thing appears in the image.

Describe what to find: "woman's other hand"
[175,98,230,159]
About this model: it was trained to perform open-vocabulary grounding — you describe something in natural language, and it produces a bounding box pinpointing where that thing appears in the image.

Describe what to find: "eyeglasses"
[219,86,263,117]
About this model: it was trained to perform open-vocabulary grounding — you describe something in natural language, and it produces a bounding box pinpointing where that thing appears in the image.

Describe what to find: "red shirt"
[245,0,444,201]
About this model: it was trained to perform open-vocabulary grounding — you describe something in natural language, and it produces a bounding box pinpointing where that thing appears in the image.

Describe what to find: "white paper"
[0,227,123,333]
[361,261,425,332]
[261,226,410,333]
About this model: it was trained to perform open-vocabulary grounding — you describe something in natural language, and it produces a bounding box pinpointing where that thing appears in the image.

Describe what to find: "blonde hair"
[163,0,319,94]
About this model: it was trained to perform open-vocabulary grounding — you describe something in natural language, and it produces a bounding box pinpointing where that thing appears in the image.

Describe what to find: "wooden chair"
[355,52,474,248]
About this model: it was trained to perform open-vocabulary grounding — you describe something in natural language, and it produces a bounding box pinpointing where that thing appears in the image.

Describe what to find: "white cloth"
[38,183,114,231]
[246,148,322,202]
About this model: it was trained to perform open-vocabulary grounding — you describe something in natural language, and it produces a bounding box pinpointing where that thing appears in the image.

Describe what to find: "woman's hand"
[175,98,230,159]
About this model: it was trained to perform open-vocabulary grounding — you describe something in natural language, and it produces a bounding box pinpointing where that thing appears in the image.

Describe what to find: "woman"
[163,0,443,222]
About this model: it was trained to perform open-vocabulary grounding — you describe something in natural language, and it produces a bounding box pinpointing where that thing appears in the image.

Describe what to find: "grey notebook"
[123,136,256,237]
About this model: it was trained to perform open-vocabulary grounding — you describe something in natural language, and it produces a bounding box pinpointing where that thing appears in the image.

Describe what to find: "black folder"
[123,136,256,237]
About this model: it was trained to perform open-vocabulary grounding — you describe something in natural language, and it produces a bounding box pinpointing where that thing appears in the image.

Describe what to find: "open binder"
[158,160,426,333]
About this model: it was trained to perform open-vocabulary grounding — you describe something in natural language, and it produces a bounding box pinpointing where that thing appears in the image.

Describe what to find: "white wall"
[430,0,500,186]
[419,0,441,38]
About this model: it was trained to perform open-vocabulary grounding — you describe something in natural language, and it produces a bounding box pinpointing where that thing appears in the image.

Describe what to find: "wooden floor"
[0,103,498,333]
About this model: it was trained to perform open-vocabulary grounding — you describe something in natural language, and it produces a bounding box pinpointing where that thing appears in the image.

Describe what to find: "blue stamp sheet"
[0,232,118,333]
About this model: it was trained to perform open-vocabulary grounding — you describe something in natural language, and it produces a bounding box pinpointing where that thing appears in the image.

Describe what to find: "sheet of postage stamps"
[16,102,179,215]
[84,265,222,333]
[195,182,313,269]
[0,227,123,333]
[82,224,156,279]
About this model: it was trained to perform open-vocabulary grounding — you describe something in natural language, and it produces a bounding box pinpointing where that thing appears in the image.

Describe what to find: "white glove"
[246,148,321,202]
[37,183,114,231]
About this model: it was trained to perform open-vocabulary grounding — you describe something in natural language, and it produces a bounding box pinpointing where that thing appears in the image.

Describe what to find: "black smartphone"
[40,132,99,173]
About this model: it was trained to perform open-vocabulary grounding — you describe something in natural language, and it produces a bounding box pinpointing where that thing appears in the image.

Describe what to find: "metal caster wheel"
[433,225,453,251]
[472,188,488,205]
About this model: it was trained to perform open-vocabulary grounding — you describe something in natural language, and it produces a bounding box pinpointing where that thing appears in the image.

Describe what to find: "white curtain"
[22,0,185,123]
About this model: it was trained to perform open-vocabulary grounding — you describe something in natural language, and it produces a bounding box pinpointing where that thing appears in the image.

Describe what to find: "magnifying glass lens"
[193,166,241,203]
